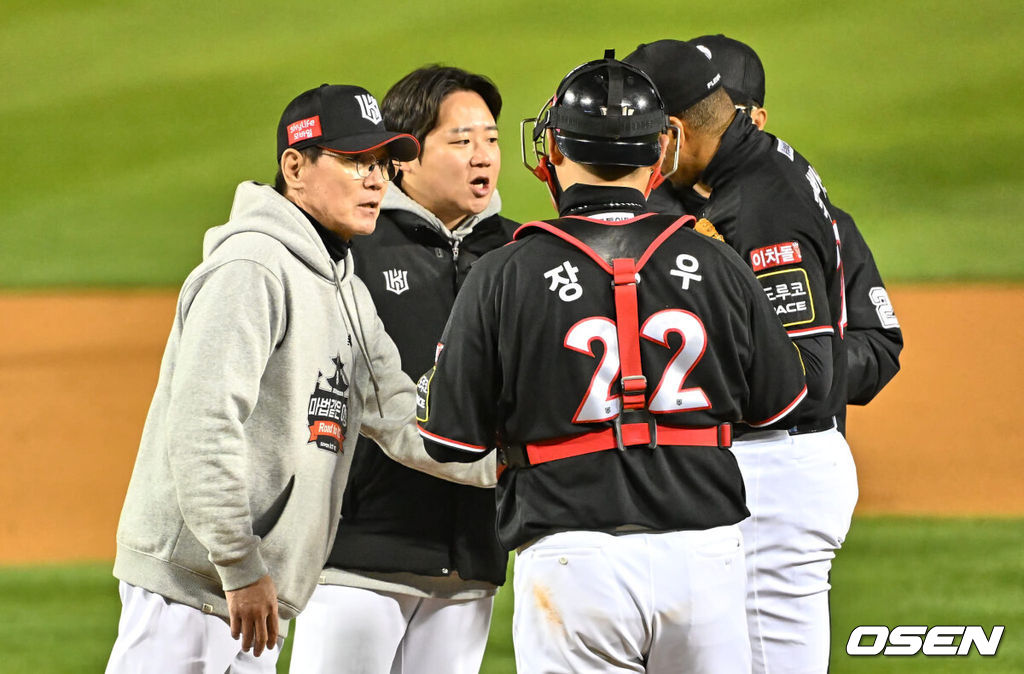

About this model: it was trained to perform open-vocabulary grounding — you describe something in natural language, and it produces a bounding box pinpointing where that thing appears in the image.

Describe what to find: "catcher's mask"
[520,49,679,206]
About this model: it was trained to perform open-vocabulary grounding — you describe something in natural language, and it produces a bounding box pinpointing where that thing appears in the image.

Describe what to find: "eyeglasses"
[319,148,400,181]
[735,105,761,115]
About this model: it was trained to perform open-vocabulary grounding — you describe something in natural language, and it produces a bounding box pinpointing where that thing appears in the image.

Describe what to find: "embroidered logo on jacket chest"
[383,268,410,295]
[306,355,350,453]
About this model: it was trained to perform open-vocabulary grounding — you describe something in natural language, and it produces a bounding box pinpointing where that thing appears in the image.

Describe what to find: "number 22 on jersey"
[565,309,711,423]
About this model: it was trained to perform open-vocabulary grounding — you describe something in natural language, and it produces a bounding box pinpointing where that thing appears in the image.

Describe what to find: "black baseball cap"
[276,84,420,162]
[689,34,765,107]
[623,39,723,115]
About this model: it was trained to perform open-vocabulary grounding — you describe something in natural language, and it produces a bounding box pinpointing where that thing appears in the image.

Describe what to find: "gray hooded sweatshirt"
[112,181,420,622]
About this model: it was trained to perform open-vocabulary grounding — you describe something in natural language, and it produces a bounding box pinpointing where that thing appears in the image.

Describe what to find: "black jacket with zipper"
[649,117,902,434]
[326,189,517,586]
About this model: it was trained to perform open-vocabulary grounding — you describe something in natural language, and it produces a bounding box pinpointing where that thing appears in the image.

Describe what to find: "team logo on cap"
[355,94,382,124]
[287,116,322,145]
[695,44,712,59]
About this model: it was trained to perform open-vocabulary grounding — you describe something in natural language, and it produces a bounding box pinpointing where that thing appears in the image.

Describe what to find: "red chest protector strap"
[612,257,645,408]
[514,213,694,410]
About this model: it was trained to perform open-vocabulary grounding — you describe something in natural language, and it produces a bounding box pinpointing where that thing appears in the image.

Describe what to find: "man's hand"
[226,574,279,657]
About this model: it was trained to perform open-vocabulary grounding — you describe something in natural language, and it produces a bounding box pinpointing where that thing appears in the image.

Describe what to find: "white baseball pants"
[733,427,858,674]
[289,584,494,674]
[512,526,750,673]
[105,581,282,674]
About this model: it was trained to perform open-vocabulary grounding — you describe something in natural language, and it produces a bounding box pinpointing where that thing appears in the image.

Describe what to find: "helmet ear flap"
[520,104,564,208]
[534,154,563,208]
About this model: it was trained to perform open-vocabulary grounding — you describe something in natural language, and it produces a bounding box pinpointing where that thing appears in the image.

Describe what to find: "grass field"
[2,0,1023,287]
[1,517,1020,673]
[2,2,1022,673]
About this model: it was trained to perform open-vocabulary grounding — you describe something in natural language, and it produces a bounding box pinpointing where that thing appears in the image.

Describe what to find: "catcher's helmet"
[537,49,668,167]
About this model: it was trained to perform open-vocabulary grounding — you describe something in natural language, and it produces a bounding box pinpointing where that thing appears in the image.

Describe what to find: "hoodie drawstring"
[334,264,385,418]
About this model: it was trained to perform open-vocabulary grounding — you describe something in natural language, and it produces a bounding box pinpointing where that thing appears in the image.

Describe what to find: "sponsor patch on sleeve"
[287,115,322,145]
[756,268,815,327]
[415,367,434,423]
[750,241,802,272]
[777,138,795,161]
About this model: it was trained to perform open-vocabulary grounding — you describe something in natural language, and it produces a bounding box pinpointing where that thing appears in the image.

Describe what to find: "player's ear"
[662,116,685,173]
[546,129,566,166]
[655,132,671,168]
[280,148,307,192]
[753,107,768,130]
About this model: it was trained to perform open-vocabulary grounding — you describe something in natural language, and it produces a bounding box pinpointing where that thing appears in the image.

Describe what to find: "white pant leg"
[734,428,858,674]
[645,526,750,674]
[391,596,494,674]
[512,527,750,674]
[513,530,648,674]
[105,582,280,674]
[290,584,417,674]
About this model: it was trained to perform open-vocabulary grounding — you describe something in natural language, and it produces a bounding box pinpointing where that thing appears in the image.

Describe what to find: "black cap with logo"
[623,39,723,115]
[689,34,765,107]
[276,84,420,162]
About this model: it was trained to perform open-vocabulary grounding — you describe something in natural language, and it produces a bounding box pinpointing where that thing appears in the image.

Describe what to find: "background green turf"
[1,518,1020,672]
[3,3,1022,673]
[2,0,1022,287]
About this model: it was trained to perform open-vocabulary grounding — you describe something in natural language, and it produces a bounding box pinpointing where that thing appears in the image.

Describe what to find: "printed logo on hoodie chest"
[306,354,350,453]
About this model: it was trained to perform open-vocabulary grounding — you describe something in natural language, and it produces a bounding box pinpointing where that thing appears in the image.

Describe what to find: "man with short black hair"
[629,39,861,673]
[106,84,421,673]
[412,51,808,673]
[289,66,515,674]
[681,33,903,428]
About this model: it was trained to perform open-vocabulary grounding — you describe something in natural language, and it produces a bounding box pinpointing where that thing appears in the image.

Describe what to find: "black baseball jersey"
[694,114,847,426]
[417,185,807,550]
[649,128,903,432]
[833,205,902,408]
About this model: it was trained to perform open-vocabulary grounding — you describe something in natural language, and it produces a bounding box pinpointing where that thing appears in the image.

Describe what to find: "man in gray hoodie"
[106,84,422,673]
[290,65,515,674]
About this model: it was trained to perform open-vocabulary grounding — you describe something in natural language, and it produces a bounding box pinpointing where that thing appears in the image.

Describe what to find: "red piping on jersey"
[786,326,835,338]
[417,425,489,453]
[521,423,732,465]
[833,218,848,340]
[747,384,808,428]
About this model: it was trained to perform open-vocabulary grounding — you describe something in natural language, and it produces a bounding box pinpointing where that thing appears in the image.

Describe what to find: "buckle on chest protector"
[612,410,658,451]
[620,374,648,409]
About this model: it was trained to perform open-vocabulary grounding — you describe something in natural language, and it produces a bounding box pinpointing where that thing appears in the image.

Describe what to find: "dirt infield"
[1,286,1021,564]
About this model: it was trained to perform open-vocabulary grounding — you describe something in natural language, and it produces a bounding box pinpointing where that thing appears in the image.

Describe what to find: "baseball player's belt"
[734,416,837,439]
[788,416,837,435]
[501,420,732,468]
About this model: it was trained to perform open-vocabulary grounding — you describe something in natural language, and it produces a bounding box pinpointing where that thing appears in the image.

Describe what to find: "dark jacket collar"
[700,112,773,190]
[557,184,648,218]
[295,205,350,263]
